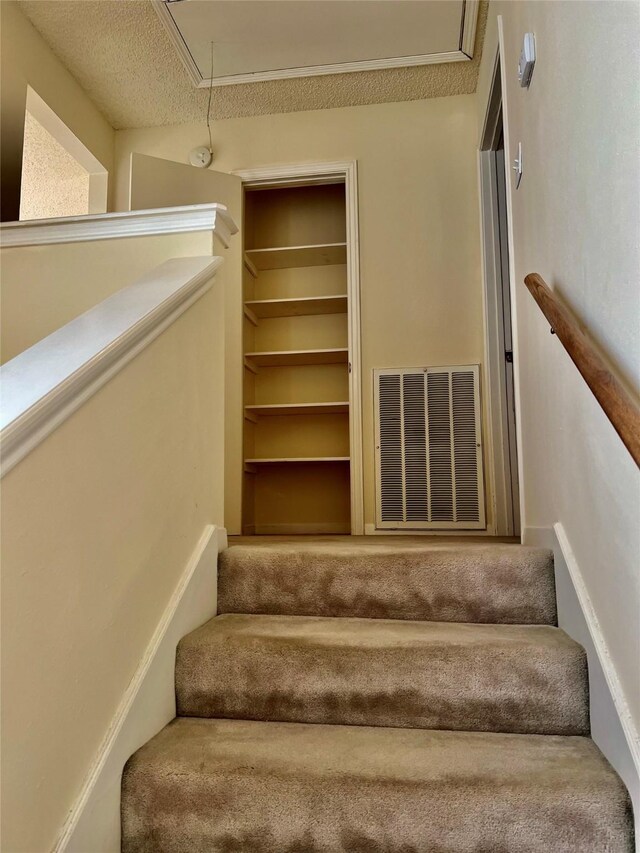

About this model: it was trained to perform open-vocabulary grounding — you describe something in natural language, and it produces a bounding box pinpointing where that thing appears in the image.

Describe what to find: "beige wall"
[0,282,225,852]
[127,153,246,534]
[20,109,91,221]
[0,1,114,220]
[115,95,487,532]
[0,231,218,364]
[477,2,640,743]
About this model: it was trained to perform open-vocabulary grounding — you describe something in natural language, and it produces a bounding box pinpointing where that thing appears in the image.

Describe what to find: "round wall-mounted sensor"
[189,146,213,168]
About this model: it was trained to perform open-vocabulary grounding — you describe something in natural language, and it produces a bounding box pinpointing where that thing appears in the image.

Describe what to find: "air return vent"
[374,366,485,529]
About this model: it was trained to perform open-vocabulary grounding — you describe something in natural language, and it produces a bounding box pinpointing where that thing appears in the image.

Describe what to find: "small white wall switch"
[518,33,536,87]
[512,142,523,189]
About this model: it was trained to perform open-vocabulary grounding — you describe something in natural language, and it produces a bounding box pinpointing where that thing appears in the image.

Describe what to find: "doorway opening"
[237,163,363,535]
[479,55,521,536]
[20,87,108,221]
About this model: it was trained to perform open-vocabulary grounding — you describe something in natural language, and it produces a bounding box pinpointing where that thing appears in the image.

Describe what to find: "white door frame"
[232,160,364,534]
[478,46,521,536]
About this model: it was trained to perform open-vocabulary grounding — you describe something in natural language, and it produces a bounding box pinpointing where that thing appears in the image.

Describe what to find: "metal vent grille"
[375,366,485,529]
[378,374,403,523]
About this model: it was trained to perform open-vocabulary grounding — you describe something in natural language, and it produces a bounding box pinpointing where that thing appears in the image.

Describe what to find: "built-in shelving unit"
[242,181,351,535]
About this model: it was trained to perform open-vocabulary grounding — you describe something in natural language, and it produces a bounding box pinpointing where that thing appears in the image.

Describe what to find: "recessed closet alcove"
[242,181,353,534]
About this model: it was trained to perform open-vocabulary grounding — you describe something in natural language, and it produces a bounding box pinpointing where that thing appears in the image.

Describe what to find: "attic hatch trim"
[152,0,480,89]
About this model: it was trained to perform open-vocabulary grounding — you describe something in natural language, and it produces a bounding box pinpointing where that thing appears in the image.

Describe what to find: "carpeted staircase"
[122,543,634,852]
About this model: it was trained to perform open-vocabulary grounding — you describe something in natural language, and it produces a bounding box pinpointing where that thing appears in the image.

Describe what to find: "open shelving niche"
[242,182,351,534]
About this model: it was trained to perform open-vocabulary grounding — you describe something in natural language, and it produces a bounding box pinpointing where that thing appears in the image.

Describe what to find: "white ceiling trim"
[460,0,480,58]
[152,0,480,89]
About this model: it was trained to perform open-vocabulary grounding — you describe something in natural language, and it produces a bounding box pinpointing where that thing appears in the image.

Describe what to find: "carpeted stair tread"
[176,613,589,735]
[217,543,557,624]
[121,717,633,853]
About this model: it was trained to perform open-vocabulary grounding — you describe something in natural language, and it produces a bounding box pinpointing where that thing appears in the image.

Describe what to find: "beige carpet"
[121,542,633,852]
[176,614,588,735]
[217,543,557,623]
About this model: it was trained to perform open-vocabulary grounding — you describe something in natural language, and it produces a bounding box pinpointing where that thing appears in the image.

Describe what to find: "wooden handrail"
[524,273,640,468]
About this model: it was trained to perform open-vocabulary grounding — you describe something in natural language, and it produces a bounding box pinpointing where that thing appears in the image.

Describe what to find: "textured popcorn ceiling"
[20,109,90,219]
[18,0,488,131]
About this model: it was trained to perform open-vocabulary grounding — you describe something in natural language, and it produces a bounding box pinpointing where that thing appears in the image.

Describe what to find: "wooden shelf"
[244,243,347,271]
[245,402,349,417]
[245,457,350,464]
[243,305,259,326]
[244,348,348,368]
[245,295,347,319]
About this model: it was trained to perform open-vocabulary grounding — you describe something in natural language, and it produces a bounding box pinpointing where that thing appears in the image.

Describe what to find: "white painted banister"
[0,256,223,477]
[0,203,237,249]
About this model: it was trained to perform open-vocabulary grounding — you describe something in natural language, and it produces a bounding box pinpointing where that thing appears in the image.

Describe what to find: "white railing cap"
[0,204,238,249]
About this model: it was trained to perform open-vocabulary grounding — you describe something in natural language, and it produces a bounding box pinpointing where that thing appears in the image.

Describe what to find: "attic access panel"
[155,0,479,87]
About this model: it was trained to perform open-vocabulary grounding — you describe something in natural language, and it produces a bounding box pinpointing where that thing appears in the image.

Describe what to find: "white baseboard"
[54,524,226,853]
[524,524,639,821]
[254,523,350,535]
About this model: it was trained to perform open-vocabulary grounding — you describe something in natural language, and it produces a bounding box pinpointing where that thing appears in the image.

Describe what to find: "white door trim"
[477,42,521,537]
[233,161,364,535]
[495,16,527,539]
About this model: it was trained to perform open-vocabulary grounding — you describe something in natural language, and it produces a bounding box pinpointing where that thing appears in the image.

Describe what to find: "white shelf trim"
[245,294,347,319]
[244,348,349,367]
[0,256,223,477]
[0,204,238,249]
[245,402,349,417]
[245,242,346,253]
[244,242,347,270]
[245,457,350,464]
